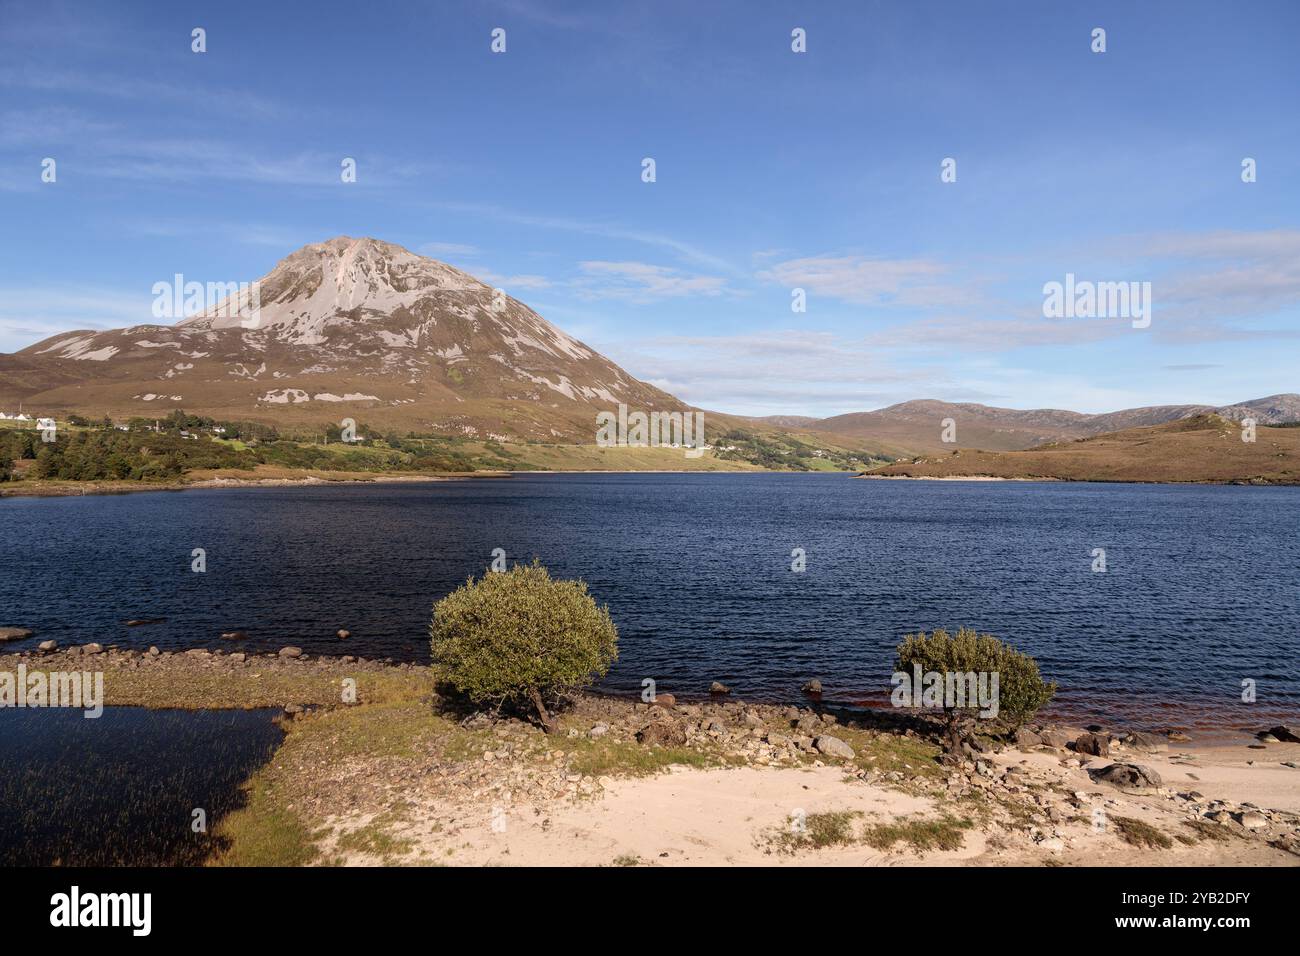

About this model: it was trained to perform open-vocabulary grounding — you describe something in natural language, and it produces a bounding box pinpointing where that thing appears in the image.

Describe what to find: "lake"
[0,706,282,865]
[2,473,1297,733]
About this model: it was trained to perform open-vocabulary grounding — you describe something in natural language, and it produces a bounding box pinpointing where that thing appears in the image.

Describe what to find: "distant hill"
[797,395,1300,455]
[859,414,1300,485]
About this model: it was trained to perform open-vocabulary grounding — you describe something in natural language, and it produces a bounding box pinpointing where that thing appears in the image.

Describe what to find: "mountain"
[860,414,1300,484]
[799,395,1300,454]
[0,237,685,441]
[2,237,1294,457]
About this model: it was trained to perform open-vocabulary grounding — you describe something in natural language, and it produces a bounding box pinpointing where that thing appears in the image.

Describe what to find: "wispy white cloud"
[419,241,481,258]
[429,200,739,275]
[757,254,965,308]
[0,286,155,351]
[573,261,728,302]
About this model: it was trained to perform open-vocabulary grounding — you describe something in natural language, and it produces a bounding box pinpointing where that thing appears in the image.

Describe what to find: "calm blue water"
[0,706,282,865]
[2,474,1298,730]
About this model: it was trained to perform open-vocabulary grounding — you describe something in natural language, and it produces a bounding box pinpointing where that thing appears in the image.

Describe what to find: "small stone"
[229,652,246,663]
[337,629,351,639]
[278,646,303,659]
[709,681,730,695]
[1238,811,1267,830]
[148,646,160,656]
[220,631,248,641]
[82,643,103,655]
[802,679,823,695]
[283,703,303,716]
[588,723,610,739]
[37,640,57,651]
[651,693,676,709]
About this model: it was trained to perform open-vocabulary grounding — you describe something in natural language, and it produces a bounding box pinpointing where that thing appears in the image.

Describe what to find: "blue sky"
[1,0,1297,416]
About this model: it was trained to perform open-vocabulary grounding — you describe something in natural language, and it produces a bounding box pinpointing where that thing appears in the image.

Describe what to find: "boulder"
[709,681,730,695]
[1074,732,1109,757]
[147,646,161,656]
[1123,731,1168,754]
[588,723,610,739]
[802,679,823,695]
[1039,728,1072,749]
[813,735,856,760]
[81,643,103,655]
[278,646,303,659]
[650,693,676,709]
[1090,763,1162,790]
[795,713,820,734]
[1267,725,1300,744]
[220,631,249,641]
[37,640,57,652]
[0,627,33,642]
[337,629,351,639]
[229,652,246,663]
[1014,727,1043,749]
[636,721,687,747]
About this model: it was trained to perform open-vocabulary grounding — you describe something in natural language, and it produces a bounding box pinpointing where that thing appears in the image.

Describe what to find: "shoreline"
[0,470,511,499]
[4,646,1298,867]
[856,472,1300,486]
[0,645,1287,743]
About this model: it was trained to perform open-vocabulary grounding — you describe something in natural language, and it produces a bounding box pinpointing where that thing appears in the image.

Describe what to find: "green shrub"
[430,561,618,732]
[894,627,1056,728]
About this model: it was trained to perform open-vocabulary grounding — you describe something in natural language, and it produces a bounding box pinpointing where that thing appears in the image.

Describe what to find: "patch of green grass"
[210,700,443,866]
[208,776,319,867]
[803,810,863,848]
[768,810,864,853]
[105,660,437,710]
[549,735,724,777]
[861,814,972,852]
[1113,816,1173,849]
[336,824,415,860]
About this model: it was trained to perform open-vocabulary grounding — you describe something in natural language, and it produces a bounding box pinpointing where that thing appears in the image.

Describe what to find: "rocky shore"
[4,644,1298,867]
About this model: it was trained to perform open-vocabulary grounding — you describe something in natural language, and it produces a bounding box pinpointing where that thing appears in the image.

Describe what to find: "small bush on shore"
[894,627,1056,729]
[429,560,618,733]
